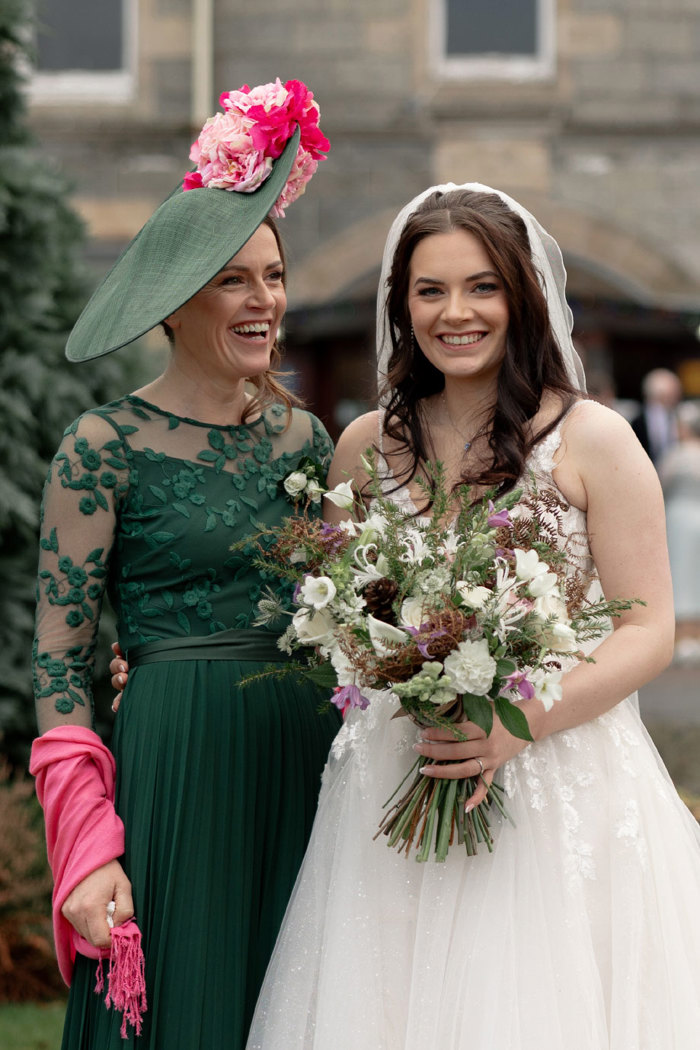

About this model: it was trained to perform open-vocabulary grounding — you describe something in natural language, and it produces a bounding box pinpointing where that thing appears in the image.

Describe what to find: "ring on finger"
[475,757,485,777]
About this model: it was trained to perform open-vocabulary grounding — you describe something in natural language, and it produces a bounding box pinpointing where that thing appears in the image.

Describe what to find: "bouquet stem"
[376,759,513,862]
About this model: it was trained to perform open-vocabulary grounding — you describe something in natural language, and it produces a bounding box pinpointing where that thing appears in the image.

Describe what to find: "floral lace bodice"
[377,407,594,578]
[33,396,333,732]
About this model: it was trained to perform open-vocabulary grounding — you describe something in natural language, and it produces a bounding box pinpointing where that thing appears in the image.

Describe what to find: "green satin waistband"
[128,628,290,667]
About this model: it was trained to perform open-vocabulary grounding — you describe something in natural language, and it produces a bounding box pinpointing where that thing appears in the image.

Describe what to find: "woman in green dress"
[30,81,339,1049]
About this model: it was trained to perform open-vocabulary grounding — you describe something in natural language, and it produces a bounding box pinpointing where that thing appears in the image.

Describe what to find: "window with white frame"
[431,0,555,81]
[29,0,135,103]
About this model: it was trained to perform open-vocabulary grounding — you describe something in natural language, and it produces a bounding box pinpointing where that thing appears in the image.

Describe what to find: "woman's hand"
[61,859,134,949]
[414,705,543,808]
[109,642,130,713]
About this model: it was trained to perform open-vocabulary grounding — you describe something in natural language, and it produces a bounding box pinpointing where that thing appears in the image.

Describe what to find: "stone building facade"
[29,0,700,433]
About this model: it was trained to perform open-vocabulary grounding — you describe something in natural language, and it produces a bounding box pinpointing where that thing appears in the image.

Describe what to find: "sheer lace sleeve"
[310,412,334,475]
[33,411,131,734]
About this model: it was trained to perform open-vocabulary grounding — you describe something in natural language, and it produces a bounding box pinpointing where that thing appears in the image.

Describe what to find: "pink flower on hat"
[188,110,273,192]
[271,149,317,218]
[184,78,330,217]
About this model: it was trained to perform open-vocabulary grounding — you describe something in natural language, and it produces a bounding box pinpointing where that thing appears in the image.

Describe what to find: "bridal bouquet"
[249,453,634,862]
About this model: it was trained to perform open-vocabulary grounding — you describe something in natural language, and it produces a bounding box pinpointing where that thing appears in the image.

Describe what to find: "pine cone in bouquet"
[363,577,399,623]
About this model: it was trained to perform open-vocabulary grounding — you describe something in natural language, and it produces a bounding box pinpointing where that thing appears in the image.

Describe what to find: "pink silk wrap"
[29,724,126,981]
[30,725,147,1036]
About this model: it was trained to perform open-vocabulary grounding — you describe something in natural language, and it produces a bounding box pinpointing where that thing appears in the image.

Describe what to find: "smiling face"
[407,228,509,388]
[164,222,287,383]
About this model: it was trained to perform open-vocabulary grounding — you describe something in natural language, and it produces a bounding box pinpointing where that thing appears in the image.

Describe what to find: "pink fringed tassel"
[93,921,148,1039]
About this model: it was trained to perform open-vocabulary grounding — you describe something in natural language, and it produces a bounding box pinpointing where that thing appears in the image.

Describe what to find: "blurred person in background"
[585,369,617,410]
[659,400,700,663]
[631,367,683,465]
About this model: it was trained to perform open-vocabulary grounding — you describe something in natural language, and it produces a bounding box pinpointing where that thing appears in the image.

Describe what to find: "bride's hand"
[109,642,130,713]
[414,710,540,809]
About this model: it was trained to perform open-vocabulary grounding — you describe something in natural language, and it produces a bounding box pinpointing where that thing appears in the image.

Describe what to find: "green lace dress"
[32,396,341,1049]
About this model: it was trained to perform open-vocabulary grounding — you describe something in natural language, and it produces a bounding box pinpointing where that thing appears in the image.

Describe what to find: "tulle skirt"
[61,658,340,1050]
[247,688,700,1050]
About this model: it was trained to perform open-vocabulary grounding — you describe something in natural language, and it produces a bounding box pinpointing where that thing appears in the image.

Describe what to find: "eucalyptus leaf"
[494,696,533,742]
[462,694,494,736]
[302,662,338,689]
[496,659,517,676]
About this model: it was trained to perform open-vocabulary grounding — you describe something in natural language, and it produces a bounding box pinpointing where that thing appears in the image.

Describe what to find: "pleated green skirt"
[61,656,340,1049]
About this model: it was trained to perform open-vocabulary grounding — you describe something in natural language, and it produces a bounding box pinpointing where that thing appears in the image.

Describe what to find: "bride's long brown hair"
[381,189,578,494]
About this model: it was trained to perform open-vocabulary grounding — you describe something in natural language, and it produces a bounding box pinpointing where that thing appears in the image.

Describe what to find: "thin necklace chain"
[440,393,491,452]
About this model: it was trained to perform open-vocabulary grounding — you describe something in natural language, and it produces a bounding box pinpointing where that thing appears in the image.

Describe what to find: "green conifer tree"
[0,0,142,763]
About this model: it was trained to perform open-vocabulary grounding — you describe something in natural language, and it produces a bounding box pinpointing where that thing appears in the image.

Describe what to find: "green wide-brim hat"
[66,127,301,362]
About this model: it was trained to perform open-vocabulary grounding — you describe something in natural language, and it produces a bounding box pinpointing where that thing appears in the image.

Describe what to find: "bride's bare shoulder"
[532,390,577,431]
[534,391,621,437]
[327,410,380,487]
[334,411,381,460]
[337,410,380,445]
[562,396,635,444]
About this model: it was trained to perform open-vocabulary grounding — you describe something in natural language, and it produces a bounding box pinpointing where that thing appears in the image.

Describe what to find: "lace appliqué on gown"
[33,397,333,733]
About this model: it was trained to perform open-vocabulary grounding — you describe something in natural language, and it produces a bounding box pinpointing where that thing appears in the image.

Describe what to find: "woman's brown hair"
[381,188,578,495]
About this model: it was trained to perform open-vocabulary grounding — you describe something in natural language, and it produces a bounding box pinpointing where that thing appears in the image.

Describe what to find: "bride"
[254,183,700,1048]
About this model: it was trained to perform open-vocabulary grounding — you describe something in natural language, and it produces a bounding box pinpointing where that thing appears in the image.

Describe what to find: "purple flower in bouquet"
[332,684,370,716]
[502,670,536,700]
[406,624,448,660]
[487,500,512,529]
[320,522,348,554]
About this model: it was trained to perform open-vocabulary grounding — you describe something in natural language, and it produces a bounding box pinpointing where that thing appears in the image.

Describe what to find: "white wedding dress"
[247,422,700,1050]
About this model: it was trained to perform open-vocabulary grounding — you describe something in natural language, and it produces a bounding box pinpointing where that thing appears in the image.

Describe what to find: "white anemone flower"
[399,596,431,629]
[358,513,388,543]
[531,669,564,710]
[455,582,492,610]
[533,592,568,622]
[367,614,409,655]
[323,481,354,510]
[536,620,579,654]
[514,548,550,582]
[291,606,336,646]
[528,571,559,598]
[300,575,337,610]
[338,519,359,537]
